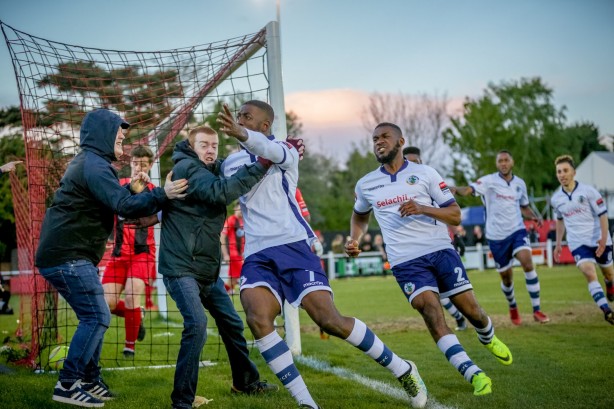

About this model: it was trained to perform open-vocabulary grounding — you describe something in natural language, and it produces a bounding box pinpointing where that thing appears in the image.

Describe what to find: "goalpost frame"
[265,20,302,356]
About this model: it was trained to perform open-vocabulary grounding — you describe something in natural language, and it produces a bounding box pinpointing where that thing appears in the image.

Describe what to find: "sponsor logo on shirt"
[407,175,419,185]
[364,184,385,192]
[376,194,412,208]
[561,207,588,218]
[496,193,516,201]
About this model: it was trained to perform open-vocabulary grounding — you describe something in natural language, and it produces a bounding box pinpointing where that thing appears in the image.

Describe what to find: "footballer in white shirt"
[452,150,550,325]
[218,101,427,409]
[552,155,614,325]
[347,122,513,397]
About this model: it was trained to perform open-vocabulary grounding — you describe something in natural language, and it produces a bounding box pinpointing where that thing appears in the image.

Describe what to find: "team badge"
[407,175,419,185]
[403,282,416,295]
[578,195,586,204]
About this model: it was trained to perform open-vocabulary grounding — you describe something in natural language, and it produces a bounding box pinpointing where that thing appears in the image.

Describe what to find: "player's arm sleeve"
[353,182,372,215]
[240,129,296,169]
[519,181,530,207]
[427,167,456,208]
[85,159,167,219]
[588,187,608,217]
[469,176,488,196]
[186,160,267,205]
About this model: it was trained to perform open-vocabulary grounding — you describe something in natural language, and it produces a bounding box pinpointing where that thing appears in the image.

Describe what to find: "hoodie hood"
[80,109,129,162]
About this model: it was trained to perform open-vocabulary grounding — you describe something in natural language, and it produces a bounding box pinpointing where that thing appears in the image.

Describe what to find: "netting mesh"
[1,20,274,369]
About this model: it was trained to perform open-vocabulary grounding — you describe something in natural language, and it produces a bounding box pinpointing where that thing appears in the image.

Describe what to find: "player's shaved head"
[244,100,275,124]
[375,122,402,137]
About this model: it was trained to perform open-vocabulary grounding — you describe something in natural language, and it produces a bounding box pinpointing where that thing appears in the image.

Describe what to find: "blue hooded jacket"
[35,109,168,268]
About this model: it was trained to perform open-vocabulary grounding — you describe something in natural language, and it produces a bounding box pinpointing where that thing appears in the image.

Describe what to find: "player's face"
[236,105,271,134]
[130,156,152,178]
[114,127,127,159]
[556,162,575,188]
[193,132,219,165]
[496,152,514,175]
[405,153,422,164]
[373,126,403,164]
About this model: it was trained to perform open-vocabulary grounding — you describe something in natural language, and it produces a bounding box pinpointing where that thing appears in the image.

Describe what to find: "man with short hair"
[551,155,614,324]
[218,101,428,409]
[452,150,550,325]
[347,122,513,396]
[35,108,188,408]
[159,125,277,409]
[103,145,157,358]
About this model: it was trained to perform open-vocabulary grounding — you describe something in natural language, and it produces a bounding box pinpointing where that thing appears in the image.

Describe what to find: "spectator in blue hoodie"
[35,109,188,408]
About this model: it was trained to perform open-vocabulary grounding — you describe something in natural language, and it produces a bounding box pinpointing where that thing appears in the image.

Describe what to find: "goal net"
[1,20,292,370]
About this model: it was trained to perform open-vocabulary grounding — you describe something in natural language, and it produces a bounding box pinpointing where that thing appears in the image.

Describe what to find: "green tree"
[444,77,569,195]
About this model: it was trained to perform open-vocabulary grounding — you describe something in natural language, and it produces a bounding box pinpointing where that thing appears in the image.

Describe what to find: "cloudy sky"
[1,0,612,162]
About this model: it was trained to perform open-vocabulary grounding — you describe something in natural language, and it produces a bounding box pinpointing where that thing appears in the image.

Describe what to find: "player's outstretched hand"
[217,103,248,142]
[164,171,188,200]
[345,237,361,258]
[286,136,305,160]
[399,199,423,217]
[0,160,23,173]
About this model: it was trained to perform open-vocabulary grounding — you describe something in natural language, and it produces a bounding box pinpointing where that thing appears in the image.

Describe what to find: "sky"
[1,0,613,162]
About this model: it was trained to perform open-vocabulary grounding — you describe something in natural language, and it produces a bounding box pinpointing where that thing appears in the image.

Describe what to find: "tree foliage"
[443,77,604,195]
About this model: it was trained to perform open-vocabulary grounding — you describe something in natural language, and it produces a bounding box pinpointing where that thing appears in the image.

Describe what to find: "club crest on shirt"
[577,195,586,204]
[403,282,416,295]
[406,175,419,185]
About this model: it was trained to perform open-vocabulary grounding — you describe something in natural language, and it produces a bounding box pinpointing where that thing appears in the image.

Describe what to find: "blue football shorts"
[241,239,332,310]
[392,248,473,304]
[488,229,532,272]
[571,245,613,267]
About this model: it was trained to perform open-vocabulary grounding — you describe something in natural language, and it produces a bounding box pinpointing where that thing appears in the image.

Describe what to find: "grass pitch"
[1,264,613,408]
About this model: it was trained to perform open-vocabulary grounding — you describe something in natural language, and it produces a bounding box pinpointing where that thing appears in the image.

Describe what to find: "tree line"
[0,76,608,262]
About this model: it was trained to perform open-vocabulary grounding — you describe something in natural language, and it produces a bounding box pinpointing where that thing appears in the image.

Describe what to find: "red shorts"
[102,253,155,285]
[228,254,244,279]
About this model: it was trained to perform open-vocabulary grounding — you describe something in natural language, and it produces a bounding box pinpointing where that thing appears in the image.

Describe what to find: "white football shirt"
[469,173,529,240]
[354,161,456,267]
[551,181,611,251]
[221,130,315,258]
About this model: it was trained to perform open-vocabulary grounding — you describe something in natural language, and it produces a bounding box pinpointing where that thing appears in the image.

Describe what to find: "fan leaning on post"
[35,109,188,408]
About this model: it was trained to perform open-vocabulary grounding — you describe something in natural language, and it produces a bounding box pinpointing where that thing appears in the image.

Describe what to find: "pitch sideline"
[296,355,455,409]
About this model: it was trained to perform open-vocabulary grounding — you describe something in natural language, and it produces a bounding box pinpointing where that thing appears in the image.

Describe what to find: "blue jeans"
[38,260,111,384]
[163,276,259,409]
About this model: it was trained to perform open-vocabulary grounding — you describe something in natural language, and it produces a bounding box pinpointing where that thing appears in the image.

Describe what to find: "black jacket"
[35,109,168,268]
[158,140,266,282]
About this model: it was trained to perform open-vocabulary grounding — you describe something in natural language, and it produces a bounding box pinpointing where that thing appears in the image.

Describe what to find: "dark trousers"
[163,276,260,409]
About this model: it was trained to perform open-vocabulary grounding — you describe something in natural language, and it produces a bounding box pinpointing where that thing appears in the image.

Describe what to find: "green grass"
[1,265,613,408]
